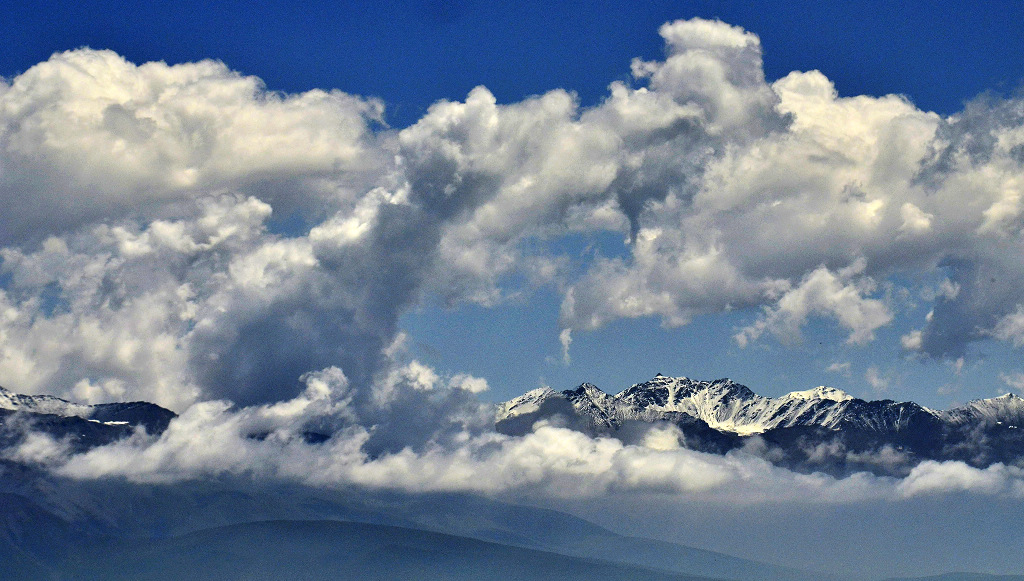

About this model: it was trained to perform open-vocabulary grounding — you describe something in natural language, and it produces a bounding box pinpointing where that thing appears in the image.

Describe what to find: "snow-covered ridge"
[499,387,558,418]
[0,385,94,418]
[938,392,1024,426]
[0,385,177,431]
[781,386,853,402]
[498,375,1024,436]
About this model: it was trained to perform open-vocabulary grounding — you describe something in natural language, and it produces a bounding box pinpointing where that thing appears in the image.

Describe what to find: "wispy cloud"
[999,371,1024,391]
[826,362,851,376]
[865,366,889,392]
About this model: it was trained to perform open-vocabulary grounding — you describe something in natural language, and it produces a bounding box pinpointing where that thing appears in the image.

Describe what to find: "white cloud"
[901,329,923,351]
[897,461,1024,497]
[999,371,1024,391]
[0,49,387,245]
[865,366,889,392]
[949,356,965,375]
[2,430,72,465]
[826,362,851,376]
[899,202,934,233]
[735,261,892,347]
[937,278,960,300]
[449,373,489,394]
[3,18,1024,414]
[992,305,1024,347]
[558,328,573,365]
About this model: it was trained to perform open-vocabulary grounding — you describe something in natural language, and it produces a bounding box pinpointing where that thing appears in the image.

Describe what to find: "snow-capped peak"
[496,376,860,435]
[941,392,1024,425]
[499,387,558,418]
[496,375,941,436]
[0,385,94,418]
[781,386,853,402]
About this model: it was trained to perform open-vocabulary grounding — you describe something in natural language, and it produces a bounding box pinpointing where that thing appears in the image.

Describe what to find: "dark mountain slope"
[8,516,728,581]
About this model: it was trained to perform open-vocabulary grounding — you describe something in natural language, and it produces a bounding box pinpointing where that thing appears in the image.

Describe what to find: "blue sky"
[8,0,1024,118]
[5,0,1023,120]
[2,0,1024,409]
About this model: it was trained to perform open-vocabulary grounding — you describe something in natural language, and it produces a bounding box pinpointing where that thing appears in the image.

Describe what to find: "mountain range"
[0,382,825,581]
[497,374,1024,476]
[2,379,1024,579]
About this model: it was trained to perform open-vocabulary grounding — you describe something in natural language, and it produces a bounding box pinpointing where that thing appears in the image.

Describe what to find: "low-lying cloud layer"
[3,18,1024,503]
[7,372,1024,505]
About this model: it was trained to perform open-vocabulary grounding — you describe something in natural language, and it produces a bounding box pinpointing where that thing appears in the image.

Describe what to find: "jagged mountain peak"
[499,387,559,418]
[568,382,607,396]
[617,376,757,415]
[522,386,558,399]
[498,374,1024,439]
[495,374,1024,477]
[498,375,873,436]
[966,392,1024,408]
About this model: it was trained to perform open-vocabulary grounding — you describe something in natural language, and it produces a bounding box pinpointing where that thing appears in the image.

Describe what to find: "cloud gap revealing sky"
[2,0,1024,413]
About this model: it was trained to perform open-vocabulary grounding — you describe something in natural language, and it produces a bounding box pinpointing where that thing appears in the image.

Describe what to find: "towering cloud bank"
[1,18,1024,501]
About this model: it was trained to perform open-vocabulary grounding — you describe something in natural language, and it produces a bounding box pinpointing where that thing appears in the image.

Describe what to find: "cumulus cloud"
[4,17,1024,410]
[0,49,388,245]
[449,373,489,393]
[0,51,401,409]
[4,17,1024,507]
[735,260,892,347]
[901,329,924,351]
[896,461,1024,497]
[0,191,409,408]
[899,202,934,233]
[991,304,1024,347]
[557,36,1024,363]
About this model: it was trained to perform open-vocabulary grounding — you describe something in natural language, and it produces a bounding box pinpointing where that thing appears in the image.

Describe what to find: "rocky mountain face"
[497,374,1024,477]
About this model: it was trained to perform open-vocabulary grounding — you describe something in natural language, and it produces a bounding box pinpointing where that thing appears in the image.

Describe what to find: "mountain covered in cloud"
[3,377,1024,481]
[3,375,1023,484]
[497,374,1024,476]
[0,385,175,454]
[0,379,1019,579]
